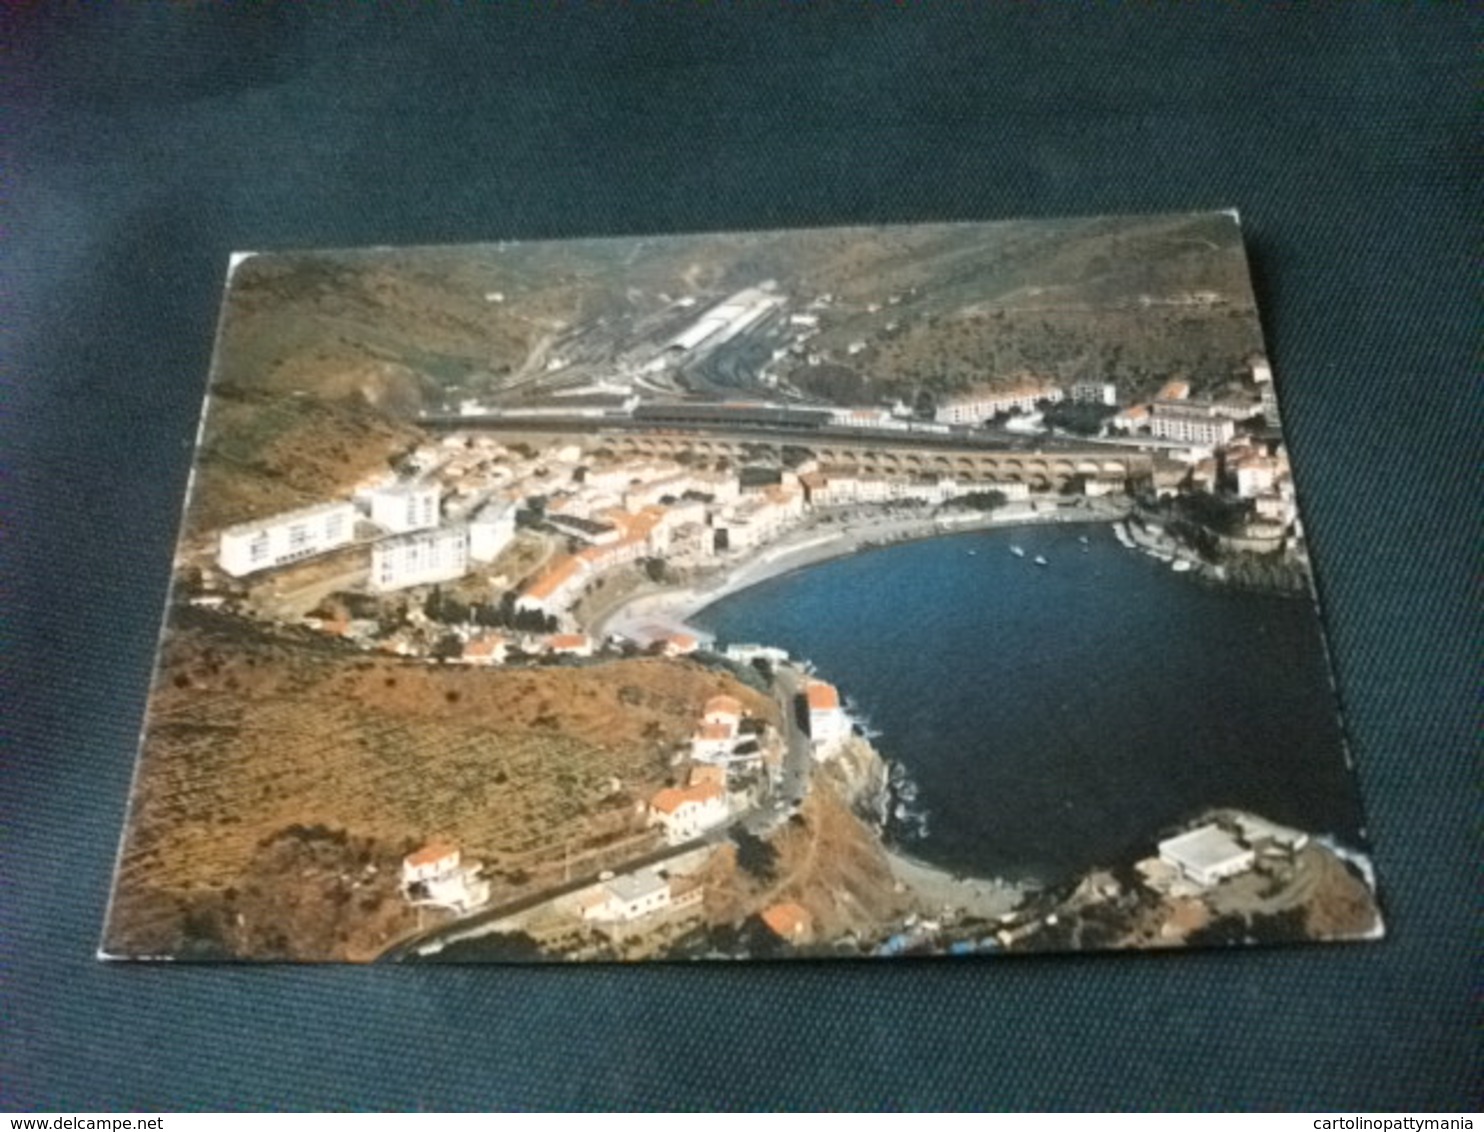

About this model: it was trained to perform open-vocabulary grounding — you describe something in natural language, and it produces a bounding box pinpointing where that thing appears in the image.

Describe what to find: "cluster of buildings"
[217,465,517,594]
[1139,814,1309,895]
[512,459,812,621]
[213,348,1297,655]
[649,692,785,845]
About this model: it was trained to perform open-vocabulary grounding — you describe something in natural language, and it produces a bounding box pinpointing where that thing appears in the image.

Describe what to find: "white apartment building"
[468,499,517,562]
[369,481,441,534]
[1070,381,1117,406]
[1149,407,1237,447]
[217,501,357,577]
[934,384,1064,426]
[371,525,470,592]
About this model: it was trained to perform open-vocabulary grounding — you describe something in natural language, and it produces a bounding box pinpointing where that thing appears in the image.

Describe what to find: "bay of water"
[693,523,1367,885]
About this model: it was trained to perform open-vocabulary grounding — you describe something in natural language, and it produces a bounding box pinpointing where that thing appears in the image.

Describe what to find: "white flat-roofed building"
[371,525,470,592]
[934,383,1064,426]
[1070,381,1117,406]
[665,287,783,355]
[218,501,357,577]
[1232,455,1278,499]
[1157,824,1256,887]
[579,870,672,923]
[1149,407,1237,448]
[369,481,441,534]
[468,499,517,562]
[725,643,790,665]
[1260,382,1281,424]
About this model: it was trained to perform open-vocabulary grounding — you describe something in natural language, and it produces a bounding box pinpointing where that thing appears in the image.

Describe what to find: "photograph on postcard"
[101,213,1382,962]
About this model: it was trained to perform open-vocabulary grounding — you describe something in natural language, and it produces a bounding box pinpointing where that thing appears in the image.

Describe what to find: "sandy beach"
[592,499,1125,643]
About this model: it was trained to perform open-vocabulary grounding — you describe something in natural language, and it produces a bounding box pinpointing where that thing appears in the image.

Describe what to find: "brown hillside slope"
[104,610,776,960]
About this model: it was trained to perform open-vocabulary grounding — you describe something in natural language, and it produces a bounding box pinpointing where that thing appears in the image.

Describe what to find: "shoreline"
[884,845,1033,922]
[592,500,1127,642]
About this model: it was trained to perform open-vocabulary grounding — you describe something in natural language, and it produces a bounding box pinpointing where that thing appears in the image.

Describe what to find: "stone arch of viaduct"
[606,433,1151,489]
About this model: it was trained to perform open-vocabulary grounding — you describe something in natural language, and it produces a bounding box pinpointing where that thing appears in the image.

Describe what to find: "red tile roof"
[1156,380,1191,401]
[806,681,840,712]
[523,555,582,601]
[704,694,744,719]
[463,635,507,658]
[405,842,459,869]
[760,902,813,940]
[688,764,727,788]
[650,782,725,815]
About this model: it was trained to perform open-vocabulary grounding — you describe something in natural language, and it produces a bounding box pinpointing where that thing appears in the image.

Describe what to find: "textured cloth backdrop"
[5,4,1480,1110]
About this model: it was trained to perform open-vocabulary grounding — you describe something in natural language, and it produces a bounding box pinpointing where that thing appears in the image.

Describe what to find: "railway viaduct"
[419,414,1155,491]
[604,431,1153,490]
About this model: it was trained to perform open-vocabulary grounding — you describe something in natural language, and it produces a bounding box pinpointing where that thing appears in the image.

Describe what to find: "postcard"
[101,213,1382,962]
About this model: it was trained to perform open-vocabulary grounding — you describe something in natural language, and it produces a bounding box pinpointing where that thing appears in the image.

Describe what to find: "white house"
[1157,825,1256,887]
[217,500,357,577]
[460,634,508,666]
[468,499,517,563]
[370,525,470,592]
[649,782,729,845]
[806,680,850,753]
[702,695,744,729]
[579,870,672,923]
[369,481,441,534]
[400,842,490,914]
[546,633,594,658]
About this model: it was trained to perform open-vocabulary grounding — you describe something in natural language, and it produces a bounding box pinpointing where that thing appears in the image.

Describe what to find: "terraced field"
[104,609,776,959]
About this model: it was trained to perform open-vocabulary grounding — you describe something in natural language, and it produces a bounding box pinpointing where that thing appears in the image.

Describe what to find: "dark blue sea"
[693,523,1367,885]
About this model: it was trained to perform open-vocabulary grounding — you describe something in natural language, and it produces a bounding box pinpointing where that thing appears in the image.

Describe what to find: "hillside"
[187,214,1263,529]
[187,384,423,536]
[104,608,777,961]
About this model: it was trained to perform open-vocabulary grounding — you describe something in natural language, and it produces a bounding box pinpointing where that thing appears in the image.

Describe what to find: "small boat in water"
[1172,559,1194,573]
[1034,555,1048,567]
[1010,546,1025,558]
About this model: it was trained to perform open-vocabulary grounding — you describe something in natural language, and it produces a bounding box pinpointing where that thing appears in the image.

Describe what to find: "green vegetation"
[943,489,1009,513]
[1041,400,1117,436]
[1220,552,1309,595]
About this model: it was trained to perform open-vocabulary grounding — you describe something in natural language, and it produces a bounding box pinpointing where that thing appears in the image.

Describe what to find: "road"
[377,831,734,962]
[770,664,815,807]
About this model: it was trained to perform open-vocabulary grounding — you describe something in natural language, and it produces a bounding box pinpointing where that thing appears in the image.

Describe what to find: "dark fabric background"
[4,4,1480,1112]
